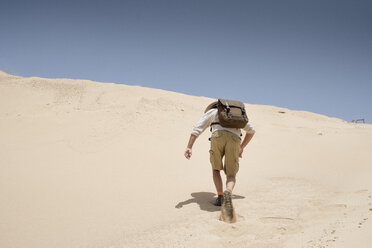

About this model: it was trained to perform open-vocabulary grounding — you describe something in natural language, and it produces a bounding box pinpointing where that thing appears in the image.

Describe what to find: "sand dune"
[1,70,371,248]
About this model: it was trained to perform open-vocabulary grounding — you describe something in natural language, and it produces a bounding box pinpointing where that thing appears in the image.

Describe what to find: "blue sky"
[1,0,371,122]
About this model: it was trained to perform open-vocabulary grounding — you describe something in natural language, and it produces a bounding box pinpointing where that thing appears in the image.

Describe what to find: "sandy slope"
[1,70,371,248]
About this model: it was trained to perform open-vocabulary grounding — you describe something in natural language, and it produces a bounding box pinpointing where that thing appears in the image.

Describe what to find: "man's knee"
[226,176,236,181]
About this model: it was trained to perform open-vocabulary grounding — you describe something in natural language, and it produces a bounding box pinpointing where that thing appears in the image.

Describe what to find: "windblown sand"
[1,70,371,248]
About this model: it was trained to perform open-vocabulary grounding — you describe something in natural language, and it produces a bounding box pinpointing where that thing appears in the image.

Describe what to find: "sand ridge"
[1,71,372,248]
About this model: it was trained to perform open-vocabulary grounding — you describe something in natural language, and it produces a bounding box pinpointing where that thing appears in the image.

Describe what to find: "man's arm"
[239,132,254,158]
[184,134,197,159]
[184,109,216,160]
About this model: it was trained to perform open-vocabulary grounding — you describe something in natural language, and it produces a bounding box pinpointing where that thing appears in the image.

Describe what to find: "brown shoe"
[213,195,223,206]
[221,190,235,222]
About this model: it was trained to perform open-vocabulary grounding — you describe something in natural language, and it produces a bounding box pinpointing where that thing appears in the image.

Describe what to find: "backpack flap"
[217,99,248,128]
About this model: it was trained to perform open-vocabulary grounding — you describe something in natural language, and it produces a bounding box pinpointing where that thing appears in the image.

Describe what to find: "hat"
[204,100,219,113]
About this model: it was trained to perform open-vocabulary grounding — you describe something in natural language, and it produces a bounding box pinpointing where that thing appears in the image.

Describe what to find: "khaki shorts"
[209,130,241,177]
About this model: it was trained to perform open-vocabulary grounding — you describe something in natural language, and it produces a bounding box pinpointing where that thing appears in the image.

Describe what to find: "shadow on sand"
[175,192,245,212]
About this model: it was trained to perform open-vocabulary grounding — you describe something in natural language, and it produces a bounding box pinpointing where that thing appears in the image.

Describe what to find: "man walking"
[184,100,255,220]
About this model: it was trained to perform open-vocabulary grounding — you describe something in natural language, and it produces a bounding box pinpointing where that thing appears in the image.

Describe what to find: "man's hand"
[184,135,197,160]
[239,132,254,158]
[239,147,244,158]
[184,148,192,160]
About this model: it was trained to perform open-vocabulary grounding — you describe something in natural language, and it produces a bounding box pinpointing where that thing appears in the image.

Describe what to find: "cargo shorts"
[209,130,241,177]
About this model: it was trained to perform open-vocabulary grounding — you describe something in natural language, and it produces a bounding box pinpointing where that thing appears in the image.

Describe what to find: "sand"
[1,70,371,248]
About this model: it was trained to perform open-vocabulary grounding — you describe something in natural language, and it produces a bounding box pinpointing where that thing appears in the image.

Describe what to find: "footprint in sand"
[259,216,301,235]
[358,217,368,228]
[259,216,295,224]
[319,204,347,212]
[353,189,369,194]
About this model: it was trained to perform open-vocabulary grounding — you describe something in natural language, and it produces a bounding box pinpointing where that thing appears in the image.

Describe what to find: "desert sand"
[1,70,372,248]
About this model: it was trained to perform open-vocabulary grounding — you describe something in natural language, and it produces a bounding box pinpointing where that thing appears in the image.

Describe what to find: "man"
[184,101,255,211]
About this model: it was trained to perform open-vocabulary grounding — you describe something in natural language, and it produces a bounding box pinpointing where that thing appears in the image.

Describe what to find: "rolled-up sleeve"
[242,123,255,134]
[191,109,216,137]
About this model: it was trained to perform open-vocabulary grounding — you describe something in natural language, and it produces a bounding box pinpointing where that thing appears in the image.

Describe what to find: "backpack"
[205,99,248,129]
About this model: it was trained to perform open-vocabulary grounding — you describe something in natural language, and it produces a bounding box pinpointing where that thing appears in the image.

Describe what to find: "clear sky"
[1,0,371,122]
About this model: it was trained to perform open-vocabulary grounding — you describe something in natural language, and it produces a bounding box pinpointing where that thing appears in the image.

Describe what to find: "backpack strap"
[210,122,220,132]
[225,102,231,118]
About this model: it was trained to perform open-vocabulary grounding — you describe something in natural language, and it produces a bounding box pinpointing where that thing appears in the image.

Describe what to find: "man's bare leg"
[226,176,236,192]
[212,169,223,193]
[212,169,224,206]
[221,176,236,222]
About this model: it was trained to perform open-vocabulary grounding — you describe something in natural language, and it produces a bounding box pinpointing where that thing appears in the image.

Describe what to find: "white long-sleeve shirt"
[191,108,255,137]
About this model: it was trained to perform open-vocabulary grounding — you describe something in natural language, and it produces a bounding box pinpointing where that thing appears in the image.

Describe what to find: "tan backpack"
[205,99,248,129]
